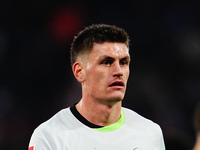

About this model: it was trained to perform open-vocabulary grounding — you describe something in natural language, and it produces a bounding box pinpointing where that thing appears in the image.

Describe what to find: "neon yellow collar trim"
[94,109,124,132]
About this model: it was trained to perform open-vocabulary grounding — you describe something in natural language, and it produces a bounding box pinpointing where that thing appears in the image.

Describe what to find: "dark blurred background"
[0,0,200,149]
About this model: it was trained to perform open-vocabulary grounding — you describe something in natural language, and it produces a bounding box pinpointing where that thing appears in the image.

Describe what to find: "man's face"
[81,42,130,105]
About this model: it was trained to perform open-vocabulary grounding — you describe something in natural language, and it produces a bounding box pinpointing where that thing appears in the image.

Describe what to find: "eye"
[101,60,112,66]
[120,60,128,65]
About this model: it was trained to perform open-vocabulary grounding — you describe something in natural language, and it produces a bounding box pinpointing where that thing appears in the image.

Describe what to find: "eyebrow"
[98,55,131,61]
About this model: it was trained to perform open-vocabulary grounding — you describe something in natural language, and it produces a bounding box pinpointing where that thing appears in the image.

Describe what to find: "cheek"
[89,70,108,88]
[86,68,104,83]
[127,70,130,78]
[123,68,130,78]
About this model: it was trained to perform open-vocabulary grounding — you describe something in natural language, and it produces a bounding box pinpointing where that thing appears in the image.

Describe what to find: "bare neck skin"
[76,97,122,126]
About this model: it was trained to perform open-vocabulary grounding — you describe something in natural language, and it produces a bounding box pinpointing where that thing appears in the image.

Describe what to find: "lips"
[109,81,124,87]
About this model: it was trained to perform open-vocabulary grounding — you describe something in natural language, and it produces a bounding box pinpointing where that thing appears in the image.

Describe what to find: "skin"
[73,42,130,126]
[194,134,200,150]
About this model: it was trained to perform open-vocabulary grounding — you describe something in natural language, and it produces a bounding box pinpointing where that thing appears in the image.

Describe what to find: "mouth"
[109,81,124,88]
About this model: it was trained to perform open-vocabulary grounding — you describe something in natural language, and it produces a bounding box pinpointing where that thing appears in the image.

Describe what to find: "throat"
[70,104,104,128]
[74,101,122,127]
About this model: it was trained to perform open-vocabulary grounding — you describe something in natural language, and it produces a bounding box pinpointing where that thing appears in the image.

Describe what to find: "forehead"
[90,42,129,58]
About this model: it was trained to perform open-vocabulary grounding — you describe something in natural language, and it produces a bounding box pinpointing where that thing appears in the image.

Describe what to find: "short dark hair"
[70,24,130,66]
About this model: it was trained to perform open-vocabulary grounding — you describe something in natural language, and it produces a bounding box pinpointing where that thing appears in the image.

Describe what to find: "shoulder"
[122,107,165,149]
[29,107,75,149]
[122,107,157,124]
[30,107,74,140]
[35,107,75,132]
[122,107,162,132]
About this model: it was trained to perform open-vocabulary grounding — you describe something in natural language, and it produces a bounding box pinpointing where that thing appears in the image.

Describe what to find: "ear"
[72,62,85,83]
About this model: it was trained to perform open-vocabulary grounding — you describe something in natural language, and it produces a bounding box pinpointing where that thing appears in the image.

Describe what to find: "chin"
[105,98,122,106]
[97,93,124,105]
[107,96,123,103]
[110,93,124,101]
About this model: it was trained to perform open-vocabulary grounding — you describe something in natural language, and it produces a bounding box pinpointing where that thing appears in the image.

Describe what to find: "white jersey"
[28,106,165,150]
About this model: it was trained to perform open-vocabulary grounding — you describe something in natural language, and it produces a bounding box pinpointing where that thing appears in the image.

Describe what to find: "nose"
[112,62,123,77]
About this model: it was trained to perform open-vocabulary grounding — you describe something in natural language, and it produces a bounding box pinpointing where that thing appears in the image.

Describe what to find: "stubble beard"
[95,96,123,107]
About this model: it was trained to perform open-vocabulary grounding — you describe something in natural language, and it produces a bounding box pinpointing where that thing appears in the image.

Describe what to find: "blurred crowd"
[0,0,200,149]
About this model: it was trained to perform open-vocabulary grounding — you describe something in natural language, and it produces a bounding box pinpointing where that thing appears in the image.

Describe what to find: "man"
[193,103,200,150]
[28,24,165,150]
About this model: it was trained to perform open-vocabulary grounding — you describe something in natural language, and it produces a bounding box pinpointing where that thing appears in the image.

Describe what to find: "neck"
[76,97,122,126]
